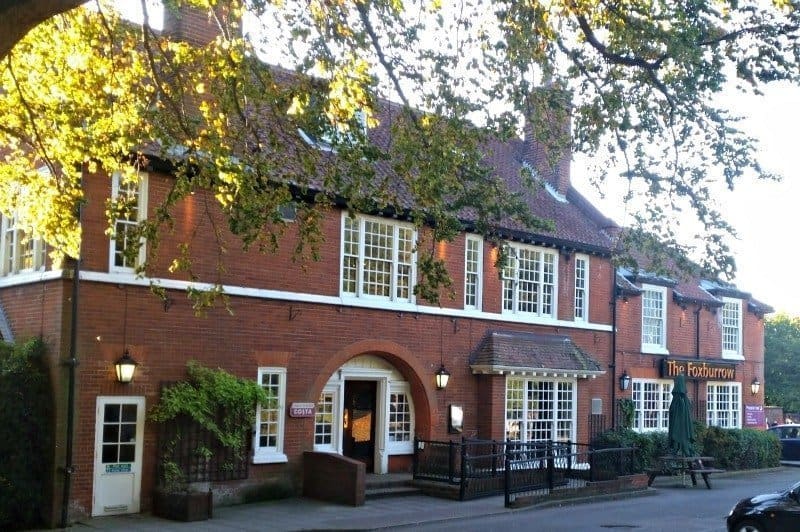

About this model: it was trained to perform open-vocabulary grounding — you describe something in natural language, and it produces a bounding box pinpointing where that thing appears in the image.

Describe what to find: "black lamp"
[751,377,761,396]
[114,350,139,383]
[619,371,632,391]
[435,364,450,390]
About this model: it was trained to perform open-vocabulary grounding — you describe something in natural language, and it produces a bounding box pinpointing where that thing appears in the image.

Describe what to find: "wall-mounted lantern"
[435,364,450,390]
[114,350,139,383]
[751,377,761,396]
[619,371,632,391]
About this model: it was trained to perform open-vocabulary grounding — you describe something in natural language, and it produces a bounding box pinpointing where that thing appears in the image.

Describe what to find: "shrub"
[0,338,53,531]
[593,423,780,473]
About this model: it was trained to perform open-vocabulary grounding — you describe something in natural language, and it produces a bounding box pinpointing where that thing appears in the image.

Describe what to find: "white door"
[92,396,145,516]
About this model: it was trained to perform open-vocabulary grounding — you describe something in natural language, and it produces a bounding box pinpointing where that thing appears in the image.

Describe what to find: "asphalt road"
[395,467,800,532]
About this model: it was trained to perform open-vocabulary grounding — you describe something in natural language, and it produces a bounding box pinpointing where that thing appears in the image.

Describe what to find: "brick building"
[0,7,771,527]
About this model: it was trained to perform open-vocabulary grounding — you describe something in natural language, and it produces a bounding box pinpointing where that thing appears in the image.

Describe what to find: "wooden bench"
[645,456,725,489]
[687,467,725,489]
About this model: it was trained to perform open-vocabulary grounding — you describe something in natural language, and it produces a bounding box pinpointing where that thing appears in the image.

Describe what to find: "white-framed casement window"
[501,244,558,318]
[387,382,414,454]
[505,377,575,442]
[109,171,148,273]
[0,213,46,276]
[707,382,741,428]
[574,254,589,322]
[631,379,673,432]
[253,367,287,464]
[464,235,483,310]
[314,384,338,452]
[721,298,743,359]
[641,284,668,353]
[341,213,416,303]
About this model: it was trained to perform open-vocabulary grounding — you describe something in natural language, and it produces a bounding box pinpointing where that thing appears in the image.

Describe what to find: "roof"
[469,330,605,378]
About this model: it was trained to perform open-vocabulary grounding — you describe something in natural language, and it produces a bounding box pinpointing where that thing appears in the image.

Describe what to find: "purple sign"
[744,404,766,428]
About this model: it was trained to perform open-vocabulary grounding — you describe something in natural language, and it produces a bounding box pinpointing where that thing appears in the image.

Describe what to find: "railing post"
[504,439,511,507]
[589,446,595,482]
[492,440,497,476]
[448,440,456,484]
[547,440,554,491]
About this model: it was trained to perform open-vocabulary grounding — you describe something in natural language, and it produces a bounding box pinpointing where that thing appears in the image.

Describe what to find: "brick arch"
[308,339,438,438]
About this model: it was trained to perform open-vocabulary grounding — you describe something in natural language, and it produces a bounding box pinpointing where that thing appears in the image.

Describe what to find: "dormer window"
[297,110,368,152]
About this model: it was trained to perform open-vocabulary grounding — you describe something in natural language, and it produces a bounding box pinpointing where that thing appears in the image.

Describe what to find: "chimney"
[523,86,572,196]
[162,3,232,46]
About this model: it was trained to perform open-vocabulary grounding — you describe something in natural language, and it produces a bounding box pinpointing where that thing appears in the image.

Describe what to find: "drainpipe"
[694,305,702,420]
[60,180,83,528]
[610,269,618,428]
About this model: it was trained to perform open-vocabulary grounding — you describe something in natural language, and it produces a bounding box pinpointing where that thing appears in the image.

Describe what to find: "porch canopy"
[469,330,605,378]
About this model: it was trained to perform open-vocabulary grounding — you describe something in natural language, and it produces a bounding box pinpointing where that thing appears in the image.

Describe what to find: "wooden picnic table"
[645,455,725,489]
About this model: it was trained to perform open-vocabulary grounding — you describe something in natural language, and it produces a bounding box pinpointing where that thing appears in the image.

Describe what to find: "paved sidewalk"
[70,487,657,532]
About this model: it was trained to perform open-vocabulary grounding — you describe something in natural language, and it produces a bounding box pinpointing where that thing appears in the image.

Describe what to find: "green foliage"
[765,314,800,412]
[149,360,269,489]
[595,424,780,473]
[2,0,799,303]
[0,338,53,531]
[617,398,635,429]
[698,426,780,470]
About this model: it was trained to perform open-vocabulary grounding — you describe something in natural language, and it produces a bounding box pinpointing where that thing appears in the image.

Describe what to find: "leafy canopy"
[765,313,800,413]
[1,0,799,300]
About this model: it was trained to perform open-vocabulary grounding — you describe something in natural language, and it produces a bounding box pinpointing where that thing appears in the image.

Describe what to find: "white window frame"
[314,384,339,453]
[109,171,148,274]
[386,382,414,454]
[706,381,742,428]
[0,213,46,276]
[464,235,483,310]
[504,377,575,443]
[574,254,589,322]
[720,298,743,359]
[501,243,558,319]
[641,284,668,354]
[631,379,673,432]
[253,367,288,464]
[340,213,417,303]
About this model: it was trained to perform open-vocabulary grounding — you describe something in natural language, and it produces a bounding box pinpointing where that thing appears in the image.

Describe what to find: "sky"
[572,81,800,317]
[112,1,800,316]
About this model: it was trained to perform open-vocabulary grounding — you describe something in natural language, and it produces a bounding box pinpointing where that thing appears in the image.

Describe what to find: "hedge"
[0,338,53,531]
[592,422,781,471]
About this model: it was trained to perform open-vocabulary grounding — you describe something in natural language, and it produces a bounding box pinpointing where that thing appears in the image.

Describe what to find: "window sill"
[252,452,288,465]
[641,346,669,355]
[721,353,744,361]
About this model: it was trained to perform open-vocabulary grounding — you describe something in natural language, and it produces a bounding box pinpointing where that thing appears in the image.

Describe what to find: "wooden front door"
[343,380,377,472]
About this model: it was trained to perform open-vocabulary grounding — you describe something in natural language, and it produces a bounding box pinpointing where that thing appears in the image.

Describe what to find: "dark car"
[767,424,800,461]
[726,480,800,532]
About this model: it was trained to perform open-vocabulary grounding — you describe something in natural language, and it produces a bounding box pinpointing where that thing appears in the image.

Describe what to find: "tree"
[1,0,799,304]
[765,314,800,413]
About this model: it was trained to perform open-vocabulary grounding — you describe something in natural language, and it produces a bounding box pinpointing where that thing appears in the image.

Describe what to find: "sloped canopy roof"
[469,330,605,378]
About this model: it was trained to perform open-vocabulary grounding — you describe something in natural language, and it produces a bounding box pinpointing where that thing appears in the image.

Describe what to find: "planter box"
[153,488,213,522]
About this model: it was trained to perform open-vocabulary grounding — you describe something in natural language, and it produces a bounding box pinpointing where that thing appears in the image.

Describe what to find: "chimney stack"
[162,3,231,46]
[523,87,572,196]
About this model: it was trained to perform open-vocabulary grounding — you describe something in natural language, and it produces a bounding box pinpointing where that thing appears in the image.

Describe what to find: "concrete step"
[365,485,423,500]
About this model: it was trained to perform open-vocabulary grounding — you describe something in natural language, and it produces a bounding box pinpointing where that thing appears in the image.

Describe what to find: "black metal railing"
[504,443,638,507]
[413,437,638,502]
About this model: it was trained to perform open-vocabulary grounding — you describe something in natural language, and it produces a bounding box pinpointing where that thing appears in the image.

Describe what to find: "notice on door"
[105,463,132,474]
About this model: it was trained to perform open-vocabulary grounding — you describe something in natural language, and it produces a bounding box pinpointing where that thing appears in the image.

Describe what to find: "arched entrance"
[315,355,415,474]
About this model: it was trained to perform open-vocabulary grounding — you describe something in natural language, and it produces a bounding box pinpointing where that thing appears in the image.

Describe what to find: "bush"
[0,338,53,531]
[592,423,780,473]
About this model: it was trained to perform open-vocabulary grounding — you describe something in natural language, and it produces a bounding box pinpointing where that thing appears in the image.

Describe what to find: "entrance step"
[365,473,421,500]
